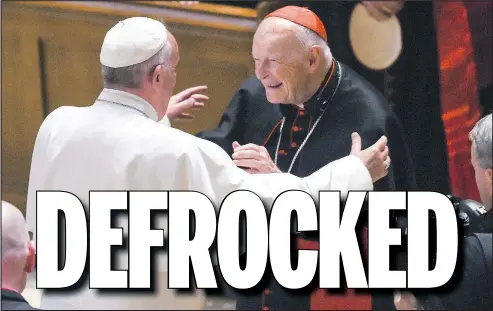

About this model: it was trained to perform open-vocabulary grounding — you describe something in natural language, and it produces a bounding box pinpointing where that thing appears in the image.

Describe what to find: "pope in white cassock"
[26,17,390,310]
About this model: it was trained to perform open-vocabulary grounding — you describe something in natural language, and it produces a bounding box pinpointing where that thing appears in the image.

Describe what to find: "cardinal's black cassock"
[198,59,417,310]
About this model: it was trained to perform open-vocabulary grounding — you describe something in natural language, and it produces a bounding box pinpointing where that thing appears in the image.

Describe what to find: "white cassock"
[26,88,373,310]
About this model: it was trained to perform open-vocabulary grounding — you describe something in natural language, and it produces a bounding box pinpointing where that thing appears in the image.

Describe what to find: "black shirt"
[1,289,39,310]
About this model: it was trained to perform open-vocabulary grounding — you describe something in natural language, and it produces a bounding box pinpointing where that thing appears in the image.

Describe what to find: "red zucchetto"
[265,6,327,42]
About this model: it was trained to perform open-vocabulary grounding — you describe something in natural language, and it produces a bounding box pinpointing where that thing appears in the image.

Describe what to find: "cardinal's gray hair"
[295,25,332,61]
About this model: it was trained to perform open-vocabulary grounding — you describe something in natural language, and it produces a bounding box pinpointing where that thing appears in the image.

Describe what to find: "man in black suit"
[1,201,38,310]
[394,233,492,310]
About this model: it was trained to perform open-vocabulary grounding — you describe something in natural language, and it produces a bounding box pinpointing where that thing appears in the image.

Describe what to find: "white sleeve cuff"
[304,155,374,202]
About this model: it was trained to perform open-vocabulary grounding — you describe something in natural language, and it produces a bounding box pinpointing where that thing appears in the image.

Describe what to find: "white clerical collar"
[96,88,159,121]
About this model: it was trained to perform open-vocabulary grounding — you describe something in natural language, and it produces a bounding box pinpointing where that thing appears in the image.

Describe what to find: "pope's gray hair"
[101,25,173,89]
[470,113,492,169]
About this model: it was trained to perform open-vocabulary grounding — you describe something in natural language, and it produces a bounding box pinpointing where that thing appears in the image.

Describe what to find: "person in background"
[26,16,390,310]
[394,232,492,310]
[1,200,38,310]
[469,113,492,233]
[377,0,491,201]
[394,114,493,310]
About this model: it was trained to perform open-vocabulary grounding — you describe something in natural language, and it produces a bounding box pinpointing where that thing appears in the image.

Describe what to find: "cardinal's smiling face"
[252,18,315,106]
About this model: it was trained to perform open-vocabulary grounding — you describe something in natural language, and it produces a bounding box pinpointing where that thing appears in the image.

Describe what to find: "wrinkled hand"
[394,291,422,310]
[361,1,405,21]
[350,132,390,183]
[166,85,208,120]
[232,141,281,174]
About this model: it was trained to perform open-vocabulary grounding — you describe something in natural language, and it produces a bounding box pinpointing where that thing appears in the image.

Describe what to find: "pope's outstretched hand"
[350,132,390,183]
[166,85,209,120]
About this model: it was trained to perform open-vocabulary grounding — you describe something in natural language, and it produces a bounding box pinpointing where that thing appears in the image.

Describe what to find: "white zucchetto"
[100,17,167,68]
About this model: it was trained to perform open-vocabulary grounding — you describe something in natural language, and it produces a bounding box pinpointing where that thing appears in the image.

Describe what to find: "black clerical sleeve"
[323,63,418,194]
[356,110,417,192]
[197,76,282,156]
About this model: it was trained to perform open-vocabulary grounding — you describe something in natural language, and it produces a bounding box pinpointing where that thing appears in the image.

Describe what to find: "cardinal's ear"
[308,46,323,71]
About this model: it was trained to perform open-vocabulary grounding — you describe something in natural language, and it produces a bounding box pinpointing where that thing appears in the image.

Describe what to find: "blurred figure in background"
[394,231,492,310]
[394,114,493,310]
[389,0,491,203]
[469,113,492,232]
[358,0,491,201]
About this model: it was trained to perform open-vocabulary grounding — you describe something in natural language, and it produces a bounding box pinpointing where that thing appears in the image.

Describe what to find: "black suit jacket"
[473,209,493,234]
[1,289,39,310]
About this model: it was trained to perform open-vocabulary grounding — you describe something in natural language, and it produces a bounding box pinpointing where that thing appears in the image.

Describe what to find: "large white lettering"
[34,191,458,290]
